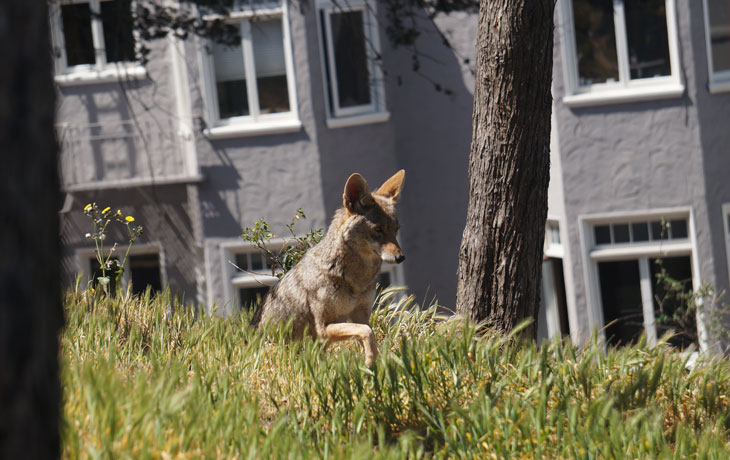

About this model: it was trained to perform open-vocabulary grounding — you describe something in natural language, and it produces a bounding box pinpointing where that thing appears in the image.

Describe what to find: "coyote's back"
[256,170,406,366]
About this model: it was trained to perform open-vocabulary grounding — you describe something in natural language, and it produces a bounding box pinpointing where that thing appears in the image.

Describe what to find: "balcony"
[57,118,202,192]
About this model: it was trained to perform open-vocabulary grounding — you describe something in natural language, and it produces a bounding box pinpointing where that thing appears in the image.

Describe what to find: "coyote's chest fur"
[255,170,406,367]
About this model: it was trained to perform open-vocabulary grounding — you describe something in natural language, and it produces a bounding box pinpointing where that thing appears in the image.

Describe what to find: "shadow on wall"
[385,12,475,308]
[57,80,187,186]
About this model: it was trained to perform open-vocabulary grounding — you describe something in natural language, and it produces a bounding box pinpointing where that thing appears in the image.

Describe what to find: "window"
[559,0,682,106]
[539,220,571,342]
[317,0,388,128]
[87,251,162,295]
[703,0,730,92]
[582,211,698,349]
[593,218,688,246]
[200,1,300,138]
[223,241,405,312]
[49,0,144,83]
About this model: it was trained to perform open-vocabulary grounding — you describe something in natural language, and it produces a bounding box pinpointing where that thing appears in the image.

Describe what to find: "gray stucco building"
[53,0,730,351]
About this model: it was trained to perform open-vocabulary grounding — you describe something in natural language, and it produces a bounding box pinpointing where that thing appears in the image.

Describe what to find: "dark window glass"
[631,222,649,242]
[235,253,249,271]
[572,0,619,85]
[129,254,162,295]
[650,221,665,240]
[650,256,695,349]
[61,3,95,66]
[594,225,611,244]
[240,287,269,311]
[250,253,264,271]
[599,260,644,346]
[213,40,249,118]
[613,224,630,243]
[330,11,371,108]
[377,271,392,289]
[101,0,136,63]
[669,219,687,239]
[707,0,730,72]
[624,0,671,79]
[252,19,290,114]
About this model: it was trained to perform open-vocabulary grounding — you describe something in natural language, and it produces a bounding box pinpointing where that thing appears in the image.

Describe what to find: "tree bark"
[0,1,64,458]
[455,0,555,339]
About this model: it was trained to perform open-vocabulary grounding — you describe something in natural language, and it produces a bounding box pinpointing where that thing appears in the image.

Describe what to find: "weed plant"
[62,287,730,459]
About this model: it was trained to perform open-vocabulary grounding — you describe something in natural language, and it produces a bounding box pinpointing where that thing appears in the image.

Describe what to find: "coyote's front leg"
[324,323,379,367]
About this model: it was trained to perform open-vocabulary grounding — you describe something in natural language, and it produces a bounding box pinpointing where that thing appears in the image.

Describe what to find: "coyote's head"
[342,170,406,264]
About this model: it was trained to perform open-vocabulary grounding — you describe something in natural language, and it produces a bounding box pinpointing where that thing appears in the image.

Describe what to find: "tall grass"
[61,287,730,458]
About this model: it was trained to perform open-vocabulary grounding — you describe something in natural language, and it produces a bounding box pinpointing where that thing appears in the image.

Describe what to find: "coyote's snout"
[255,170,406,366]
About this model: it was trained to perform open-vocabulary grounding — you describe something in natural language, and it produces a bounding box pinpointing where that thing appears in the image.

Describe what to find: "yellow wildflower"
[102,207,111,214]
[125,216,135,223]
[84,203,92,211]
[117,209,122,217]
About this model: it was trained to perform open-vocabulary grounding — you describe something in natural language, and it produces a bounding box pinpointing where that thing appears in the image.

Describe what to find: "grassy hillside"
[61,288,730,459]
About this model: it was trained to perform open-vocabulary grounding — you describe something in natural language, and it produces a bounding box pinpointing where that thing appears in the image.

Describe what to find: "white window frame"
[702,0,730,93]
[75,242,166,291]
[579,208,705,349]
[558,0,683,107]
[49,0,146,85]
[540,218,566,341]
[315,0,389,129]
[199,1,301,139]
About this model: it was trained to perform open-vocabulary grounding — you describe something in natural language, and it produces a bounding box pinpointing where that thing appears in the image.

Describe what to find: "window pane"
[594,225,611,244]
[598,260,644,346]
[669,219,687,239]
[61,3,95,66]
[613,224,630,243]
[631,222,649,242]
[572,0,619,85]
[707,0,730,72]
[101,0,136,63]
[235,253,250,271]
[252,19,290,114]
[129,254,162,295]
[250,253,264,271]
[650,256,696,348]
[239,287,269,311]
[330,11,371,108]
[624,0,671,79]
[378,271,392,289]
[650,221,665,240]
[212,40,249,118]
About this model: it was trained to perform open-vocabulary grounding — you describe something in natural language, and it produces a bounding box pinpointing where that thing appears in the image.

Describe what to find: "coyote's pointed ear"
[374,169,405,201]
[343,173,373,215]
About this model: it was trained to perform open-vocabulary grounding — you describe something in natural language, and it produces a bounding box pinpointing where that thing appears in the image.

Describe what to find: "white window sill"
[709,79,730,94]
[326,111,390,129]
[563,83,685,108]
[54,65,147,86]
[63,173,204,192]
[204,119,302,139]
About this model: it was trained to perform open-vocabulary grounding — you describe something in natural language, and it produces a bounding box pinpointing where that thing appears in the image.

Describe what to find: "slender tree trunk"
[455,0,555,339]
[0,1,63,458]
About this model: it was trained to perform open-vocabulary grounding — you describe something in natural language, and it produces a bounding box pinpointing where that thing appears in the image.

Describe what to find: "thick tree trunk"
[455,0,555,339]
[0,1,63,459]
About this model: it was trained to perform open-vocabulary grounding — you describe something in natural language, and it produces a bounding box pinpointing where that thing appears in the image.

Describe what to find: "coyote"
[256,170,406,366]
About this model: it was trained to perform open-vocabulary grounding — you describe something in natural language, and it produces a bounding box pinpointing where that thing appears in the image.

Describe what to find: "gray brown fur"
[256,170,406,366]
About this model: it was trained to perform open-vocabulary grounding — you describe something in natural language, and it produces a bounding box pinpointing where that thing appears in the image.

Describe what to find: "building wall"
[551,1,725,343]
[60,185,199,299]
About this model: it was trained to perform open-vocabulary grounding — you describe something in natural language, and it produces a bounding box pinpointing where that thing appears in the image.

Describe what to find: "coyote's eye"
[374,226,384,234]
